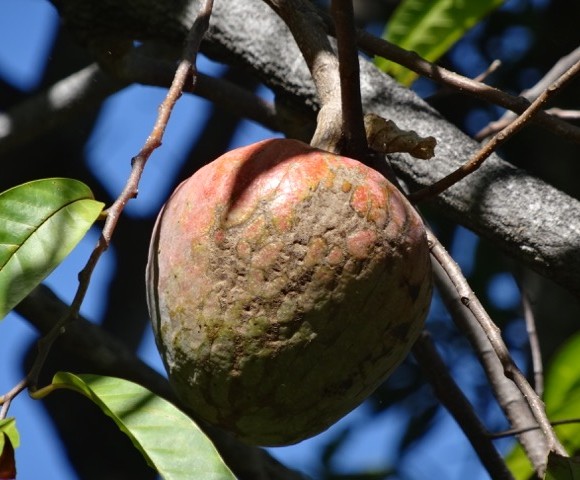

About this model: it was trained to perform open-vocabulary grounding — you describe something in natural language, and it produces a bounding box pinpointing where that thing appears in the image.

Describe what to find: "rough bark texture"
[48,0,580,297]
[206,1,580,299]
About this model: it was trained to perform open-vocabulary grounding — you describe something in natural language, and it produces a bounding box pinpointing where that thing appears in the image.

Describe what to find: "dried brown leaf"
[364,113,436,159]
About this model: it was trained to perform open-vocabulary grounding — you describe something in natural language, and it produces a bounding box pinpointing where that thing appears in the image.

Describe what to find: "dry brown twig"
[476,46,580,140]
[329,0,367,156]
[355,30,580,145]
[432,254,549,472]
[521,286,544,397]
[491,418,580,440]
[264,0,344,152]
[545,108,580,121]
[0,0,215,415]
[428,230,567,475]
[473,59,503,82]
[409,59,580,203]
[423,59,502,104]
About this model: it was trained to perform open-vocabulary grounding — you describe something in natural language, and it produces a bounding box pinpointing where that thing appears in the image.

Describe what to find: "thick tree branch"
[203,1,580,299]
[262,0,343,151]
[0,64,125,156]
[409,59,580,202]
[0,57,281,157]
[6,0,580,299]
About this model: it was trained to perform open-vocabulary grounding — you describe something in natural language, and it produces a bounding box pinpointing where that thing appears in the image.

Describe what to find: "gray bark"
[31,0,580,475]
[204,1,580,299]
[47,0,580,299]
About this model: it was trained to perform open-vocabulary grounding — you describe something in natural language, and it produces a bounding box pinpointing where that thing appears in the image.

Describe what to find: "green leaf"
[545,452,580,480]
[47,372,235,480]
[0,419,19,450]
[376,0,504,85]
[506,331,580,479]
[0,178,104,320]
[0,419,19,479]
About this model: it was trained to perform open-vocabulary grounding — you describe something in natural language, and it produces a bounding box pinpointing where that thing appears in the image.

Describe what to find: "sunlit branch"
[330,0,367,157]
[409,59,580,202]
[476,46,580,140]
[0,64,125,156]
[428,230,567,476]
[354,31,580,145]
[0,61,280,159]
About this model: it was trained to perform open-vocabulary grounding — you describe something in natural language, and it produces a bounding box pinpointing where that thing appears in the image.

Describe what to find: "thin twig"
[0,378,28,420]
[413,331,514,480]
[428,230,567,469]
[478,108,580,140]
[545,108,580,120]
[22,0,215,393]
[409,59,580,202]
[476,46,580,140]
[264,0,343,151]
[490,418,580,440]
[521,288,544,397]
[329,0,367,156]
[473,60,502,83]
[354,30,580,145]
[425,60,502,103]
[431,253,549,472]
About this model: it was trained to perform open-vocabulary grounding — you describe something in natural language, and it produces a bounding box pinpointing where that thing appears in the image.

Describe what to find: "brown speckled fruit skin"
[146,138,432,446]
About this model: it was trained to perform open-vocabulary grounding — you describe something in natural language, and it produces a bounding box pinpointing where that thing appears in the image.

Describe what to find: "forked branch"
[409,59,580,202]
[429,230,567,476]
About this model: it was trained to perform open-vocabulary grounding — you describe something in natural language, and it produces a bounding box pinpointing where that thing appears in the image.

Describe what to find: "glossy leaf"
[0,178,104,320]
[506,332,580,479]
[0,419,19,450]
[47,372,235,480]
[376,0,504,85]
